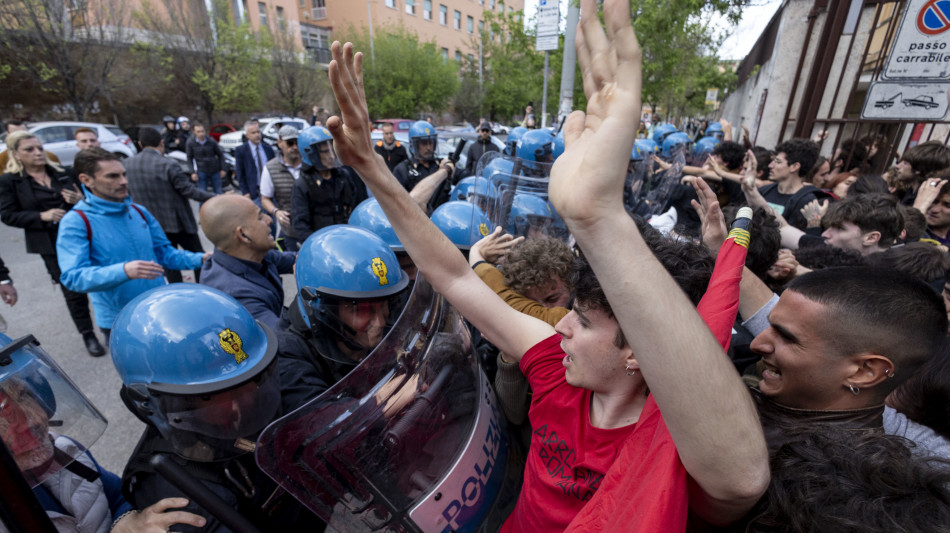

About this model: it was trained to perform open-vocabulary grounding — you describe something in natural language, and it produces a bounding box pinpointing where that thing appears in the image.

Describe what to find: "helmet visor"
[305,140,342,171]
[0,335,107,488]
[152,360,280,461]
[411,136,438,162]
[304,295,407,364]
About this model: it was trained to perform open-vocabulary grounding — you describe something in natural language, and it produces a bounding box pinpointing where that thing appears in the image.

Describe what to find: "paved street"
[0,196,296,475]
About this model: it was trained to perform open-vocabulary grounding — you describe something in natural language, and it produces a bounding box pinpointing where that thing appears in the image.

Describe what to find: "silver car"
[0,121,138,168]
[217,117,309,154]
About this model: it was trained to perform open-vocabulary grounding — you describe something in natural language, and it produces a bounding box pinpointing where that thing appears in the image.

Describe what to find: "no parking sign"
[883,0,950,80]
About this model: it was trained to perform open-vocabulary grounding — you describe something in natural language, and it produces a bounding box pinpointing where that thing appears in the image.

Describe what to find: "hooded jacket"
[56,187,203,329]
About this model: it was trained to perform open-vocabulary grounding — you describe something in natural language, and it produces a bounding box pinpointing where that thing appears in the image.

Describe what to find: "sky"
[522,0,783,61]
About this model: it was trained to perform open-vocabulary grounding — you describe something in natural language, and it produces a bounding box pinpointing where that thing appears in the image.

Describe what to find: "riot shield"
[644,146,686,216]
[474,152,569,243]
[255,275,519,533]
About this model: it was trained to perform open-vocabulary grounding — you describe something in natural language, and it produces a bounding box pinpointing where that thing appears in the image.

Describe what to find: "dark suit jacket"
[0,167,79,255]
[234,141,275,199]
[124,148,213,234]
[200,248,296,330]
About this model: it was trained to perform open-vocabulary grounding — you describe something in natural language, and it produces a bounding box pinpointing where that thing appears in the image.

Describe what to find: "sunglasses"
[283,139,297,146]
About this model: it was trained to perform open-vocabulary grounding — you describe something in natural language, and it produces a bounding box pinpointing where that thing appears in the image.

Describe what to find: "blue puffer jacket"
[56,186,203,329]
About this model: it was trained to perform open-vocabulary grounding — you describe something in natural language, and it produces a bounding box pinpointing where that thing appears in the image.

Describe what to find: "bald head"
[200,195,256,251]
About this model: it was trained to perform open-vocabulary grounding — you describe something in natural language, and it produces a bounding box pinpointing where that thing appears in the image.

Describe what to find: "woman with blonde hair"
[0,131,106,355]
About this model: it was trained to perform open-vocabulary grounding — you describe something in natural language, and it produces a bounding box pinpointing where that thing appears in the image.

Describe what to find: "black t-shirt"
[759,183,819,230]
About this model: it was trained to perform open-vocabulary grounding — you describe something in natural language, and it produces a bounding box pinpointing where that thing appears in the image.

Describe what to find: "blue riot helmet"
[431,201,491,250]
[553,130,565,161]
[0,333,107,487]
[111,284,279,462]
[652,124,678,145]
[637,138,658,156]
[450,176,494,214]
[349,198,403,252]
[408,120,438,162]
[509,193,553,238]
[481,157,515,191]
[299,125,341,171]
[662,131,693,159]
[704,122,724,141]
[516,129,555,168]
[296,225,410,360]
[505,126,528,156]
[692,136,721,162]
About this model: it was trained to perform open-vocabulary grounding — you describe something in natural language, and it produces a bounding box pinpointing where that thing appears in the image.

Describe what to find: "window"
[467,53,474,62]
[498,1,504,12]
[405,0,414,15]
[467,15,473,33]
[489,0,494,9]
[299,0,305,6]
[441,47,448,62]
[455,50,462,62]
[385,0,395,7]
[454,9,460,29]
[276,6,285,30]
[439,4,447,24]
[258,2,267,27]
[424,0,431,19]
[509,6,513,13]
[479,20,484,33]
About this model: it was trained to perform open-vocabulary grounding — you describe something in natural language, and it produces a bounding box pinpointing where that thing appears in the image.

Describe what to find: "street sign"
[883,0,950,80]
[536,2,559,52]
[860,80,950,120]
[705,88,719,106]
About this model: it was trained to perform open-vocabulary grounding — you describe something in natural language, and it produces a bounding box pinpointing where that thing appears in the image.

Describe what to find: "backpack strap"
[74,210,92,241]
[129,203,147,222]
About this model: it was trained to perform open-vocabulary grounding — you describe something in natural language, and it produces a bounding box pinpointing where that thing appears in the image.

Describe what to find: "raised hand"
[469,226,525,265]
[548,0,641,227]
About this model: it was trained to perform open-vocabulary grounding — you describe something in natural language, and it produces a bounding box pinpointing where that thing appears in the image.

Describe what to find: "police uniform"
[290,164,367,242]
[392,159,453,213]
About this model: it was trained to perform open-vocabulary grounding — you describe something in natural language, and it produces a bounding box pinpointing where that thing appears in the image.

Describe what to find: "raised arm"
[324,43,553,361]
[549,0,768,522]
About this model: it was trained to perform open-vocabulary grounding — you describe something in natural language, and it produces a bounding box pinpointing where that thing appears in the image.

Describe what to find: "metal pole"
[541,51,550,128]
[479,37,484,118]
[367,0,376,67]
[557,3,580,126]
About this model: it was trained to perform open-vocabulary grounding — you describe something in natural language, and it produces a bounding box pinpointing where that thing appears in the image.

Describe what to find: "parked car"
[165,150,237,191]
[367,129,503,172]
[0,121,137,168]
[209,123,236,142]
[218,117,308,154]
[372,119,414,132]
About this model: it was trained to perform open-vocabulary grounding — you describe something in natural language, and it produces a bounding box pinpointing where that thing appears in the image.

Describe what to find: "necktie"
[254,144,263,177]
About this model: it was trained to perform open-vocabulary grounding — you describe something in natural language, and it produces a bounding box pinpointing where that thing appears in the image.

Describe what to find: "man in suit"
[125,127,214,283]
[235,120,275,207]
[199,194,295,330]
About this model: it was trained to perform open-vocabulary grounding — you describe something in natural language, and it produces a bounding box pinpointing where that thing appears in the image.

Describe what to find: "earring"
[884,369,895,379]
[848,383,860,395]
[625,364,637,377]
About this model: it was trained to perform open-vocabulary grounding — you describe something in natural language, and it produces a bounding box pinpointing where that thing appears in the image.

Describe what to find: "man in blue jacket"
[235,120,275,207]
[56,148,209,341]
[199,194,296,330]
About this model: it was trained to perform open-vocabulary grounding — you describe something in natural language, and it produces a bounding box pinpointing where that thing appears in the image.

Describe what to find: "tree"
[337,25,459,119]
[0,0,131,120]
[133,0,271,124]
[260,14,329,117]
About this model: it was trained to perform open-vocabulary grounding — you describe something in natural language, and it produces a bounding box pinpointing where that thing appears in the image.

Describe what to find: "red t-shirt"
[500,334,638,533]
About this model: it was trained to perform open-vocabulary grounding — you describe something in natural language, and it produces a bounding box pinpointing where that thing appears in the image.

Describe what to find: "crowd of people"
[2,0,950,530]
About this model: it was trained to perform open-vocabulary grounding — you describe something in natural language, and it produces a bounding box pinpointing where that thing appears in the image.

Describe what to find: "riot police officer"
[277,225,410,412]
[392,121,456,214]
[113,284,323,532]
[291,126,367,242]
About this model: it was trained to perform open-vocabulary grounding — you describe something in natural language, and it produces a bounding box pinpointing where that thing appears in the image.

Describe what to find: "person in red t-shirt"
[318,0,771,529]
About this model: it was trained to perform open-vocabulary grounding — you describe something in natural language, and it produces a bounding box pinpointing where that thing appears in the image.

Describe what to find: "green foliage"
[337,25,459,119]
[259,21,329,117]
[191,18,271,114]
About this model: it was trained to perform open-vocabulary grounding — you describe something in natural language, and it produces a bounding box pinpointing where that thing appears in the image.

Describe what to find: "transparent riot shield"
[255,275,520,533]
[474,152,569,243]
[644,146,686,216]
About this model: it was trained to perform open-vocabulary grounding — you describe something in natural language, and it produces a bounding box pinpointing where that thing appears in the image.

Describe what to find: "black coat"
[0,166,79,255]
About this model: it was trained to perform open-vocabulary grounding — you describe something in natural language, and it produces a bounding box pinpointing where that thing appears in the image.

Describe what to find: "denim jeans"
[197,170,223,194]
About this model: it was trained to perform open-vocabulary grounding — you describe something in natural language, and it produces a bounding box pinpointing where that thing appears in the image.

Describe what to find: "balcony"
[307,47,332,64]
[312,6,327,20]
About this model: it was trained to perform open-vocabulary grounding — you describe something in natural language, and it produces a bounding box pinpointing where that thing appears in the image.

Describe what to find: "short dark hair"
[572,217,714,347]
[867,242,950,286]
[821,193,904,247]
[793,245,868,271]
[901,140,950,180]
[787,267,947,399]
[900,205,927,242]
[139,127,162,148]
[747,428,950,532]
[4,119,23,133]
[712,141,745,171]
[848,174,889,196]
[752,146,773,181]
[73,127,97,139]
[889,340,950,440]
[833,138,869,174]
[74,147,122,179]
[775,138,820,177]
[803,155,828,184]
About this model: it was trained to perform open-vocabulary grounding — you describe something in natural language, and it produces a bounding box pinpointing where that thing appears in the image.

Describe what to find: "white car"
[217,117,309,154]
[0,121,137,168]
